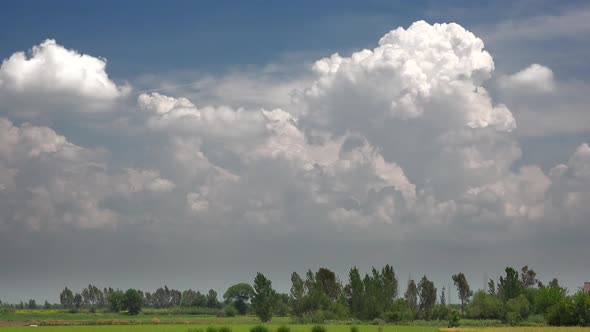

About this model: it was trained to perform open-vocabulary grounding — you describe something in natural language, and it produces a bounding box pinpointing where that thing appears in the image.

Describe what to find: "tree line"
[1,265,589,326]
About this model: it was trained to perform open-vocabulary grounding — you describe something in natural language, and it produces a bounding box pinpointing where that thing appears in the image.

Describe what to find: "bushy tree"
[207,289,220,308]
[417,275,436,319]
[315,268,341,301]
[123,288,143,315]
[498,267,522,302]
[252,272,276,322]
[547,291,590,326]
[224,283,254,315]
[505,294,530,324]
[108,290,125,312]
[533,283,567,314]
[73,293,83,309]
[467,290,504,320]
[59,287,74,309]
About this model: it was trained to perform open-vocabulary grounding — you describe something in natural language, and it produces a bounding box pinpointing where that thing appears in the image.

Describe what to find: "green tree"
[452,272,473,316]
[290,271,305,317]
[498,267,523,302]
[533,283,567,314]
[505,294,530,324]
[73,293,83,309]
[520,266,538,289]
[547,290,590,326]
[27,299,37,309]
[315,267,341,301]
[467,290,504,320]
[123,288,143,315]
[107,290,125,312]
[206,289,220,308]
[223,283,254,315]
[417,275,437,319]
[382,265,399,309]
[59,287,74,309]
[440,287,446,306]
[404,279,418,314]
[346,266,365,319]
[252,272,276,322]
[487,279,496,296]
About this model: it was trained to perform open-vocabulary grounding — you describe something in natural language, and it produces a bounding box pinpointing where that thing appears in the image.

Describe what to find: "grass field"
[0,325,440,332]
[2,325,590,332]
[1,311,590,332]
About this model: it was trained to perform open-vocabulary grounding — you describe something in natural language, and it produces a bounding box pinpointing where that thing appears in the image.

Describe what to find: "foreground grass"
[4,325,590,332]
[0,325,440,332]
[441,328,590,332]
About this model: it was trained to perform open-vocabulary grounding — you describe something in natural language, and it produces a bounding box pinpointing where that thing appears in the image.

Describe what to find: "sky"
[0,0,589,303]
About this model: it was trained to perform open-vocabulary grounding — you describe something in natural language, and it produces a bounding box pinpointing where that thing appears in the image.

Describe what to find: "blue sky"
[2,0,585,78]
[0,1,589,303]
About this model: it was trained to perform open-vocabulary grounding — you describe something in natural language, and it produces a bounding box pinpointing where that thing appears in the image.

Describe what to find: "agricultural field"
[2,324,590,332]
[0,324,441,332]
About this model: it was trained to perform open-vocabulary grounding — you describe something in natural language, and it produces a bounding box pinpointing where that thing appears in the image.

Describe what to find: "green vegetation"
[252,273,276,323]
[250,325,269,332]
[2,264,590,327]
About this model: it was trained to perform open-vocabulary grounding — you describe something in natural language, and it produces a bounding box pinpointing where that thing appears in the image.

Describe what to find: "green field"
[3,325,590,332]
[0,325,441,332]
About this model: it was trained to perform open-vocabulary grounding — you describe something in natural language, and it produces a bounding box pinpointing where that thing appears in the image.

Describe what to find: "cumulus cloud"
[547,143,590,223]
[0,39,129,117]
[301,21,514,132]
[495,63,590,138]
[0,117,175,230]
[498,64,555,94]
[2,20,590,299]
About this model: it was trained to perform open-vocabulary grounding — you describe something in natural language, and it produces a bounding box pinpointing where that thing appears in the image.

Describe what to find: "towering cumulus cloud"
[0,21,589,287]
[0,39,129,117]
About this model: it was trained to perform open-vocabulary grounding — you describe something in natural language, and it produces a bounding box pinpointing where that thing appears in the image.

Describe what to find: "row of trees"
[282,265,588,326]
[3,265,588,326]
[56,285,222,310]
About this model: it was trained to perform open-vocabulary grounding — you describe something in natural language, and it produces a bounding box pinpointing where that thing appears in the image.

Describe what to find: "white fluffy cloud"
[495,63,590,138]
[301,21,515,132]
[0,21,588,257]
[0,117,175,230]
[0,39,129,117]
[498,63,555,94]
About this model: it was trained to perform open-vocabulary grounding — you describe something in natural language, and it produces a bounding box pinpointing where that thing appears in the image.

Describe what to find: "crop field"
[0,325,442,332]
[442,329,590,332]
[2,325,590,332]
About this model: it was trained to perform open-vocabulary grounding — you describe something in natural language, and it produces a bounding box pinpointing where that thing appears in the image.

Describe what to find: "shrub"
[224,305,237,317]
[505,294,530,324]
[371,318,385,325]
[350,326,359,332]
[207,326,218,332]
[219,326,232,332]
[277,326,290,332]
[311,325,327,332]
[250,325,269,332]
[448,310,460,328]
